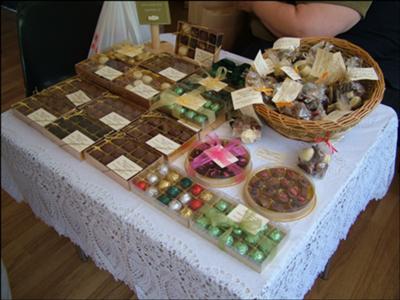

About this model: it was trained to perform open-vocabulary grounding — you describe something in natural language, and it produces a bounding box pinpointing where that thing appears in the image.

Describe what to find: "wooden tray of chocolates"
[85,131,163,190]
[44,109,115,160]
[244,166,316,222]
[11,76,107,133]
[79,92,146,130]
[139,52,199,83]
[185,137,252,188]
[175,21,224,68]
[113,66,174,108]
[122,111,198,162]
[132,161,218,227]
[189,197,288,273]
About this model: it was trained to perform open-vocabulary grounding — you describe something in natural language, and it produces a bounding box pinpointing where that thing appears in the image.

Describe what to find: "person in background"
[234,1,399,117]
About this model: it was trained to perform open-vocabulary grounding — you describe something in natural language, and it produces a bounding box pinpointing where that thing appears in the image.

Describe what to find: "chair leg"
[319,256,333,280]
[76,245,89,262]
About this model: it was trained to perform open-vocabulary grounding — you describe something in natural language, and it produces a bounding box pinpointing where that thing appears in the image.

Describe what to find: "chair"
[16,1,103,96]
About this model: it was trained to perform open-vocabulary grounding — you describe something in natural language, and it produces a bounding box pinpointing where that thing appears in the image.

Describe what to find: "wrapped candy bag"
[229,114,262,144]
[298,144,331,178]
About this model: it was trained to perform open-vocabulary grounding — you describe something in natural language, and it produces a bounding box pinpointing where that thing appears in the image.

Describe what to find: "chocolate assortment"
[123,111,198,161]
[245,167,316,221]
[191,199,287,272]
[298,144,331,178]
[186,136,251,187]
[132,161,218,226]
[140,53,199,82]
[175,21,223,67]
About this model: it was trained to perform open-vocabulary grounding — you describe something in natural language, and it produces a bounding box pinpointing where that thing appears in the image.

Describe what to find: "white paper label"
[281,66,301,80]
[62,130,95,152]
[95,66,123,81]
[176,93,207,111]
[116,47,142,58]
[204,144,238,168]
[66,90,92,106]
[159,67,187,82]
[177,119,201,132]
[146,134,181,155]
[126,83,160,99]
[99,112,131,130]
[272,78,303,103]
[231,87,263,110]
[107,155,143,180]
[253,50,274,76]
[273,37,300,50]
[199,77,227,92]
[194,48,214,67]
[227,204,269,235]
[347,67,378,81]
[27,108,57,127]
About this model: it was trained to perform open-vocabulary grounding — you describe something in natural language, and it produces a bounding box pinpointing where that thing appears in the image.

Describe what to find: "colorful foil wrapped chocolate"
[186,133,251,187]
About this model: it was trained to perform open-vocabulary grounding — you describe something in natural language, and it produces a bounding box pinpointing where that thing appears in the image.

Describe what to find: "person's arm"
[238,1,362,37]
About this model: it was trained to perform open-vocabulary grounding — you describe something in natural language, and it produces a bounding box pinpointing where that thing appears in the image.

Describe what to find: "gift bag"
[88,1,151,57]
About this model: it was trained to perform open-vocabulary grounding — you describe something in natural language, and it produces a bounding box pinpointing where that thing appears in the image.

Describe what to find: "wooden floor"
[1,7,399,300]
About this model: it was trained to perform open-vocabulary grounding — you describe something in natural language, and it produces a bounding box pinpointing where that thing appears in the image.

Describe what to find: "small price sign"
[136,1,171,25]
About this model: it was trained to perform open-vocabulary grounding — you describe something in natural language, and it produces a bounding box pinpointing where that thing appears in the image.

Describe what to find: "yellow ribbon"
[255,87,274,96]
[198,66,228,91]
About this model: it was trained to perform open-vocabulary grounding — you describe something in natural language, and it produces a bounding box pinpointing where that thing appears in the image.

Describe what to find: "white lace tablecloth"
[1,40,398,298]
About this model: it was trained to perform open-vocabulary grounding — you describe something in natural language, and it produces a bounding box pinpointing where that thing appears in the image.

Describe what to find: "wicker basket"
[255,37,385,142]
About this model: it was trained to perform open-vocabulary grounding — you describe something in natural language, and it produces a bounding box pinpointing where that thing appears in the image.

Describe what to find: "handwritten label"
[273,37,300,50]
[194,48,214,68]
[159,67,187,81]
[347,67,378,81]
[253,50,274,77]
[199,77,228,92]
[95,66,123,81]
[126,83,160,99]
[99,112,131,130]
[116,46,143,58]
[66,90,92,106]
[231,87,263,110]
[176,93,206,111]
[107,155,143,180]
[281,66,301,80]
[62,130,95,152]
[272,78,303,103]
[27,108,57,127]
[227,204,269,235]
[146,134,181,155]
[177,119,201,132]
[204,144,238,168]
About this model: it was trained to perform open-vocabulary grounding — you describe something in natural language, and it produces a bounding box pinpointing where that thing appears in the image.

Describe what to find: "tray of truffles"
[185,135,251,188]
[85,131,163,190]
[79,92,146,130]
[244,166,316,222]
[139,52,199,83]
[132,161,218,227]
[151,72,228,134]
[190,198,287,273]
[11,76,107,132]
[113,66,174,108]
[102,42,155,67]
[44,109,115,160]
[122,111,198,162]
[175,21,224,68]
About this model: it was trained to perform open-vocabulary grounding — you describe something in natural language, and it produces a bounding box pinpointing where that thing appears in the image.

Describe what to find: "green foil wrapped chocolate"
[210,103,221,112]
[269,229,284,242]
[184,110,196,119]
[175,86,184,95]
[157,194,171,205]
[234,241,248,255]
[250,249,265,263]
[196,216,210,229]
[194,114,207,125]
[203,100,212,109]
[208,226,222,237]
[258,237,276,254]
[233,227,243,236]
[225,234,234,247]
[245,233,260,245]
[180,177,192,189]
[166,186,182,198]
[215,200,228,212]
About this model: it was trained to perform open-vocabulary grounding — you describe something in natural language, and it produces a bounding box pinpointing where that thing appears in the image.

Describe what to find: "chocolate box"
[85,130,164,190]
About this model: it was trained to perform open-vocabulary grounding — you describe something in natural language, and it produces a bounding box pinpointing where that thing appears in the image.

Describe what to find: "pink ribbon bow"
[315,132,338,154]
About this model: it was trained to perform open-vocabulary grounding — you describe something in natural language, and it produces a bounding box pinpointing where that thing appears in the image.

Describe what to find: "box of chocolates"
[175,21,224,68]
[185,135,252,187]
[139,52,199,83]
[44,109,115,160]
[132,161,217,227]
[122,111,198,162]
[79,92,146,130]
[114,67,174,108]
[11,76,107,133]
[190,198,288,273]
[244,166,316,222]
[85,131,163,190]
[102,43,154,67]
